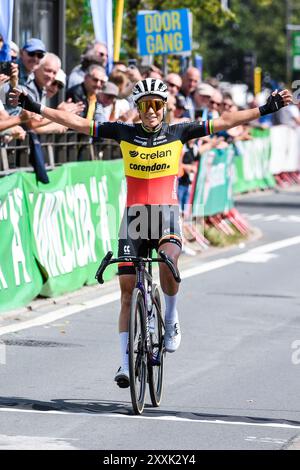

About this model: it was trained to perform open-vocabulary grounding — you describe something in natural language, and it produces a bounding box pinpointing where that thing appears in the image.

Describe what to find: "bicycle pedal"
[149,352,161,366]
[116,378,130,388]
[151,358,161,366]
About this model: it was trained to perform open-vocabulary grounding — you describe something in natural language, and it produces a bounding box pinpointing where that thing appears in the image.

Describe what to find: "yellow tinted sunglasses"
[137,99,165,113]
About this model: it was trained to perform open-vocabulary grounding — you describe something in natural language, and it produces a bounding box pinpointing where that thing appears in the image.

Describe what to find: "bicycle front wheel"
[129,288,147,415]
[148,284,164,407]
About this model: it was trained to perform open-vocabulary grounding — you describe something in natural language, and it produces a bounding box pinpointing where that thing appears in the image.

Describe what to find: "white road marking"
[245,436,287,445]
[245,214,263,220]
[0,407,300,430]
[248,236,300,253]
[234,253,278,263]
[1,235,300,338]
[242,213,300,223]
[181,257,236,279]
[287,215,300,222]
[264,215,281,221]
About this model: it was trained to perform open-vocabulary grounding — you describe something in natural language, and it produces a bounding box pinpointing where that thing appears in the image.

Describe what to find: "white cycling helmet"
[132,78,168,103]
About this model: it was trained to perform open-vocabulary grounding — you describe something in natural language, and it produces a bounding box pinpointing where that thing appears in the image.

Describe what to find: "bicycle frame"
[133,252,165,363]
[136,259,152,354]
[95,248,181,413]
[96,249,180,342]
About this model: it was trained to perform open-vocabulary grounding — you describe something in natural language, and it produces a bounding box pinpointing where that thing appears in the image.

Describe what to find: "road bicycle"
[95,248,181,415]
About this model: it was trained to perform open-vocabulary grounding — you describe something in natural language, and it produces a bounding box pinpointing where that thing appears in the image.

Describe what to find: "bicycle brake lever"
[95,251,113,284]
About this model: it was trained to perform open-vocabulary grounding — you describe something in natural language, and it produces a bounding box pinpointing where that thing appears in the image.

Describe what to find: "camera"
[0,61,12,76]
[194,108,204,120]
[128,59,137,69]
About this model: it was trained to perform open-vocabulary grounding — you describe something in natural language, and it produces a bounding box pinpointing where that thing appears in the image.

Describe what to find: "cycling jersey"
[91,120,214,206]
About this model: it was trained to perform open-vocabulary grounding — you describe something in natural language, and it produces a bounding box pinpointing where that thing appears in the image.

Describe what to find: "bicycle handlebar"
[95,250,181,284]
[95,251,113,284]
[158,250,181,283]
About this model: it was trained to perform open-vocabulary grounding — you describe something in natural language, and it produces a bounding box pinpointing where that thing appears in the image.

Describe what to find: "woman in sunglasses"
[9,78,292,387]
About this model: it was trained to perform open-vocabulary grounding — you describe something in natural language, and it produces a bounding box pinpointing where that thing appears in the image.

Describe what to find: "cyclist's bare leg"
[158,242,181,295]
[118,274,136,332]
[115,274,136,385]
[158,241,182,352]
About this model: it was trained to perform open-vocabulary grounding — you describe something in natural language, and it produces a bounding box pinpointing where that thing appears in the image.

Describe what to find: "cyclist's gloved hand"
[19,91,42,115]
[259,91,284,116]
[9,88,42,114]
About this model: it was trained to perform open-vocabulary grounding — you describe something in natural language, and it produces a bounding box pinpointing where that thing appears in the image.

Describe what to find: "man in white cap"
[95,81,130,122]
[194,83,214,121]
[46,69,66,99]
[29,68,84,133]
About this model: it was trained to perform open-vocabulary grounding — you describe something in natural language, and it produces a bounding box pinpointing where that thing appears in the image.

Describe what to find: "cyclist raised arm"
[213,89,292,132]
[9,82,292,390]
[9,87,292,136]
[8,88,91,135]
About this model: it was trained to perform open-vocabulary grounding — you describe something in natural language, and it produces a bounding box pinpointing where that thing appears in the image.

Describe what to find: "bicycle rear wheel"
[148,284,164,407]
[129,288,147,415]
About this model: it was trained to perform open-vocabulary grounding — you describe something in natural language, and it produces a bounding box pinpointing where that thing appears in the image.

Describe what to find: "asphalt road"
[0,188,300,451]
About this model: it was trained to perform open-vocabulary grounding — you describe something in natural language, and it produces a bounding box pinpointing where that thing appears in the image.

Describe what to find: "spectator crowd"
[1,35,300,253]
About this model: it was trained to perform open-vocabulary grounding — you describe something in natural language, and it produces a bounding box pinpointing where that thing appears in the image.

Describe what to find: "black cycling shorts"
[118,205,182,275]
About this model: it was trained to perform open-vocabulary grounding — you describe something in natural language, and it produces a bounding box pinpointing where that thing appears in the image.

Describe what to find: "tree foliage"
[66,0,94,51]
[198,0,289,83]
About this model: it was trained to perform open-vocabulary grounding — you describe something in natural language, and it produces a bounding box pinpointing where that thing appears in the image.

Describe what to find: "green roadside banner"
[192,146,235,217]
[0,160,126,311]
[22,160,126,297]
[0,173,43,311]
[233,128,275,194]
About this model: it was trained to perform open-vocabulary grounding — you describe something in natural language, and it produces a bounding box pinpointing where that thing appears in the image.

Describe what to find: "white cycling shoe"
[164,321,181,353]
[114,366,130,388]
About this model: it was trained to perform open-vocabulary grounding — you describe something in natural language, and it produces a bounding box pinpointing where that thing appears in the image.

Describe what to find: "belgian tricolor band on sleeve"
[205,120,214,135]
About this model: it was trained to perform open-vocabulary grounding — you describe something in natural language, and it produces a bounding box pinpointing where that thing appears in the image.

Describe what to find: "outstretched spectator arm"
[0,109,33,132]
[35,121,68,134]
[0,115,25,131]
[26,116,52,129]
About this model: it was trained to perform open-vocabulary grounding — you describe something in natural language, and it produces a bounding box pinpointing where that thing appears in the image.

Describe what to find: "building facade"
[12,0,65,69]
